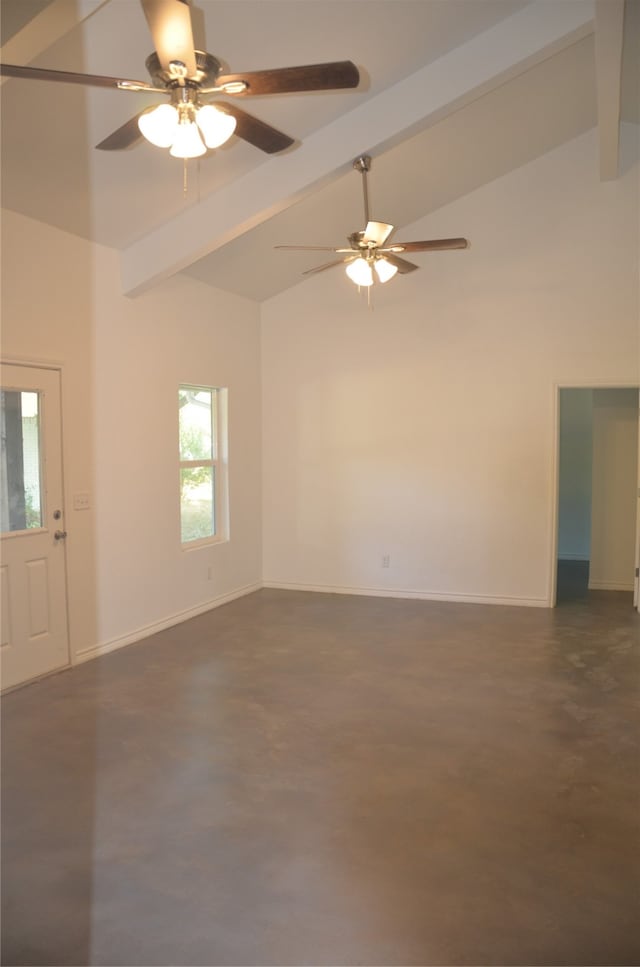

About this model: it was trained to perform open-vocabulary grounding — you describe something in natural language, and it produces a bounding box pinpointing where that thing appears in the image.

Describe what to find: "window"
[1,390,43,533]
[178,385,227,545]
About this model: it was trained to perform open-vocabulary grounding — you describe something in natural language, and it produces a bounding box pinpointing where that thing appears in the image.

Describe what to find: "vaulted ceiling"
[1,0,638,302]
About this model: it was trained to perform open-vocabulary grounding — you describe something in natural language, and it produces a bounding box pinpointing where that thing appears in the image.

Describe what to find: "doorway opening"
[554,386,639,607]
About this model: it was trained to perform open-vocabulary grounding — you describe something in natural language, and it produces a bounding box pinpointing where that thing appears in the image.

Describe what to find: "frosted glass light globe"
[196,105,237,148]
[346,257,373,287]
[374,258,398,283]
[138,104,179,148]
[169,119,207,158]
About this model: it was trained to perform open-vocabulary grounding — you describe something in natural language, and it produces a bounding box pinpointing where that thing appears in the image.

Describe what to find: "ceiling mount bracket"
[353,155,371,174]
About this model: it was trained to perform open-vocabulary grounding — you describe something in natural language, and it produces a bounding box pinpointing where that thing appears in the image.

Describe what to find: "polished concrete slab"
[2,587,639,966]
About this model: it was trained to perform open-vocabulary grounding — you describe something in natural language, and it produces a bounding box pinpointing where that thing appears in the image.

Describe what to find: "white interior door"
[1,363,70,690]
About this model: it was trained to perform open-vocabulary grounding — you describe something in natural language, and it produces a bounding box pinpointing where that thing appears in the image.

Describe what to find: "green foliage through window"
[179,386,217,544]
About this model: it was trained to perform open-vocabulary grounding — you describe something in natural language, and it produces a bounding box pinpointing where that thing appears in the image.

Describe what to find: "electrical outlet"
[207,566,214,580]
[73,492,90,511]
[382,554,390,568]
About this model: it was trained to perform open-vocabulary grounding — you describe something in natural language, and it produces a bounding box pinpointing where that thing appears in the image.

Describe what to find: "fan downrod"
[353,155,372,222]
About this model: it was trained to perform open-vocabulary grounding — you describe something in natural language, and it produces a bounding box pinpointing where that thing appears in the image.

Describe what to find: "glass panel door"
[1,390,43,533]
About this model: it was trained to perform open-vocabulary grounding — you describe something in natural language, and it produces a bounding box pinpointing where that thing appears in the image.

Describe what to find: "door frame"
[1,357,71,689]
[548,378,640,608]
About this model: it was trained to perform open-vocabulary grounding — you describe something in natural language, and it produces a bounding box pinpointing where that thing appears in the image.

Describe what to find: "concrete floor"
[2,584,639,966]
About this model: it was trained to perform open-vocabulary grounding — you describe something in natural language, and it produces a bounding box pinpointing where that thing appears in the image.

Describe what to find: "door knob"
[54,530,67,541]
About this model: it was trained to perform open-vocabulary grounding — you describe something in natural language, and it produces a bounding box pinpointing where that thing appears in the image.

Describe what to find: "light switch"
[73,492,91,511]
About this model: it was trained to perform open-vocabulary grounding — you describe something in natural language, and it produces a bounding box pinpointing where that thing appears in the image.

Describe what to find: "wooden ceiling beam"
[594,0,626,181]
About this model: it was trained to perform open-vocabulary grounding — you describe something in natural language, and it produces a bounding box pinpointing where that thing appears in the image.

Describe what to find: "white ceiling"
[1,0,638,302]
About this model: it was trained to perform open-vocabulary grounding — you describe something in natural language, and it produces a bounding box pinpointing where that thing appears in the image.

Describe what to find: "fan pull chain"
[355,284,374,310]
[181,159,202,201]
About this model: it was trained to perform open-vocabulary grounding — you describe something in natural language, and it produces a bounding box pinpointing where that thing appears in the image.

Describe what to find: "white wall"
[92,247,262,653]
[589,388,639,591]
[1,209,262,662]
[261,126,639,607]
[558,388,593,560]
[2,209,98,662]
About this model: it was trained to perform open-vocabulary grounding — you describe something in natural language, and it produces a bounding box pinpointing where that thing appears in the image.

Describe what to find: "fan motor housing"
[145,50,222,87]
[349,231,374,250]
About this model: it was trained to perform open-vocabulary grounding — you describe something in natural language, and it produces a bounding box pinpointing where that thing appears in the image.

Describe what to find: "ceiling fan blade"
[302,258,349,277]
[96,115,145,151]
[380,253,419,274]
[141,0,197,78]
[0,62,156,90]
[221,103,293,153]
[275,245,341,252]
[275,246,362,256]
[363,221,394,246]
[386,237,469,253]
[210,60,359,96]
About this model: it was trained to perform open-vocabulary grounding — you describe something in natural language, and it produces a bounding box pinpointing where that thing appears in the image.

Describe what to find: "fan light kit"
[138,98,237,158]
[276,155,469,302]
[0,0,360,161]
[345,255,398,287]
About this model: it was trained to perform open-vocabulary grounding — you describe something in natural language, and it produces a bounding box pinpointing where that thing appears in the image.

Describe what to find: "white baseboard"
[588,579,634,592]
[74,582,262,665]
[263,580,549,608]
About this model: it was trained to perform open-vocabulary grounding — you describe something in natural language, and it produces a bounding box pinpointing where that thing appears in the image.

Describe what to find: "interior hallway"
[556,559,591,603]
[2,587,639,966]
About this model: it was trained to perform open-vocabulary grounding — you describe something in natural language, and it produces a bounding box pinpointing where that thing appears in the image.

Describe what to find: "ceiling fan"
[276,155,468,290]
[0,0,360,159]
